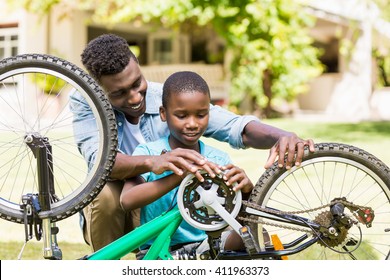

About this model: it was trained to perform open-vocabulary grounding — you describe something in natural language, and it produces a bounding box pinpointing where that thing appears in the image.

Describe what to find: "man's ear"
[159,106,167,122]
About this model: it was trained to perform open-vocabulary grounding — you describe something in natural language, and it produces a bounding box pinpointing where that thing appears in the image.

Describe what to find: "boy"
[120,71,254,257]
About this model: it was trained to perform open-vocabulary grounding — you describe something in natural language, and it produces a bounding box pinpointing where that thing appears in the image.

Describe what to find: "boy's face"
[99,58,148,124]
[160,91,210,151]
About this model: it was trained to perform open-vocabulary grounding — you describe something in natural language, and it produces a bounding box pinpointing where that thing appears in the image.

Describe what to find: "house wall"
[0,4,87,68]
[300,8,379,121]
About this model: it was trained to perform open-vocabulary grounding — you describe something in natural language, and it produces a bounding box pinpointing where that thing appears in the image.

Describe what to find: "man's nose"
[126,89,141,102]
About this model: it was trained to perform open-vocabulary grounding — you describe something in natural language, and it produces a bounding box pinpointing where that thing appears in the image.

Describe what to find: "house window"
[148,32,189,65]
[314,38,339,73]
[153,38,172,64]
[0,26,19,59]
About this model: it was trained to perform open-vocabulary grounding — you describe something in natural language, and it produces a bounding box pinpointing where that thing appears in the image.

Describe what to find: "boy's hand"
[220,163,253,194]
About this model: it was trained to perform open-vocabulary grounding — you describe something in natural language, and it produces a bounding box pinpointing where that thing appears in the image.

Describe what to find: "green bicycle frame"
[86,206,183,260]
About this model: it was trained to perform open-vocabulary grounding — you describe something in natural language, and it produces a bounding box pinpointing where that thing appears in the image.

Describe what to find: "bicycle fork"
[21,133,62,260]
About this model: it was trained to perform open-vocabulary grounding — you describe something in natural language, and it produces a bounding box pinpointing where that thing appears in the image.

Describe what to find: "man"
[72,33,315,252]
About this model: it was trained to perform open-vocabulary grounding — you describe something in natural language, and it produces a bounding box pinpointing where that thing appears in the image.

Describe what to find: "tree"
[371,0,390,87]
[14,0,324,117]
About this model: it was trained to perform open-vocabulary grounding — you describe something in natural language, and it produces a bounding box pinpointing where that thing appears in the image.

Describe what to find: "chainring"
[177,171,242,231]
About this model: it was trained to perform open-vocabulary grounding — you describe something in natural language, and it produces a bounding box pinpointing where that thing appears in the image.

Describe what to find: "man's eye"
[110,90,125,98]
[134,80,141,88]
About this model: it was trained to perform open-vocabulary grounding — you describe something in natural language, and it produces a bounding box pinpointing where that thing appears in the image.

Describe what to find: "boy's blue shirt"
[132,136,231,246]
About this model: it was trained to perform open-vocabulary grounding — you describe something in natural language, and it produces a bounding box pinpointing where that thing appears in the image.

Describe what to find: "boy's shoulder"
[200,140,231,164]
[134,137,169,156]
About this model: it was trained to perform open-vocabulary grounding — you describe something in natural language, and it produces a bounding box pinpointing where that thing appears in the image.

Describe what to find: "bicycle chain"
[239,199,366,233]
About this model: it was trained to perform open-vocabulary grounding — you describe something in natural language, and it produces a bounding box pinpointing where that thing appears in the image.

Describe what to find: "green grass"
[0,241,91,260]
[1,118,390,260]
[0,241,135,260]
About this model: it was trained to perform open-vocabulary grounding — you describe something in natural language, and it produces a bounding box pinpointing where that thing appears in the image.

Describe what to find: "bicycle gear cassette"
[177,171,242,231]
[314,211,348,248]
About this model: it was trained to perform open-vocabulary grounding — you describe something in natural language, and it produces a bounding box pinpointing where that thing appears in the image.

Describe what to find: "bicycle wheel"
[248,143,390,260]
[0,54,117,223]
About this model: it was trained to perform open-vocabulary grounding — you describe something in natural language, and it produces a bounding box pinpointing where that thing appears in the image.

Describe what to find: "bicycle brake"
[20,193,43,241]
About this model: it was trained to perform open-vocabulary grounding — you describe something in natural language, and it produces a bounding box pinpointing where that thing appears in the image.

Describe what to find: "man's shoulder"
[146,81,163,95]
[145,81,163,113]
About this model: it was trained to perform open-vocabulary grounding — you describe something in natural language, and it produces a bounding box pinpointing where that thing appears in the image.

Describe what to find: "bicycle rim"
[0,54,117,223]
[249,143,390,260]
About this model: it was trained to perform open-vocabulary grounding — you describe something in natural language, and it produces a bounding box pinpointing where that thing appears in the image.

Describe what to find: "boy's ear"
[159,106,167,122]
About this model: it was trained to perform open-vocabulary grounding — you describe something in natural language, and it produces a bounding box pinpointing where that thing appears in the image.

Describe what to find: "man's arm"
[112,150,222,182]
[242,121,315,169]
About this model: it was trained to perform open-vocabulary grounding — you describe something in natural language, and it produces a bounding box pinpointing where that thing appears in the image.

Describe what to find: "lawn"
[1,118,389,260]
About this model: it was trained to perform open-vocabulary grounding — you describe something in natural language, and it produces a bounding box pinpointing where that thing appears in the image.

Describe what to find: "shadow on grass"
[274,120,390,143]
[313,121,390,141]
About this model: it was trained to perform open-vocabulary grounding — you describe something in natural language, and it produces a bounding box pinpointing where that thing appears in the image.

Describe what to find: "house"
[1,0,389,120]
[299,0,390,121]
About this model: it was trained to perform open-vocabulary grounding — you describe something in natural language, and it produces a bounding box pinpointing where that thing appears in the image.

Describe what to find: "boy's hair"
[81,33,138,81]
[162,71,210,108]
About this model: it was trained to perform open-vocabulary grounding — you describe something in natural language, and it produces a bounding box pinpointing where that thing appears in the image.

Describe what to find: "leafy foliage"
[11,0,325,117]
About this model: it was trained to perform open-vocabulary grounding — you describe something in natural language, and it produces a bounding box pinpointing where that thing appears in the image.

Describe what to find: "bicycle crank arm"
[206,197,260,254]
[195,185,243,233]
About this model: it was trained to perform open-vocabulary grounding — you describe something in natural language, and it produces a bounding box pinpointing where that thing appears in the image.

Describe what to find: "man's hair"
[81,33,138,81]
[162,71,210,108]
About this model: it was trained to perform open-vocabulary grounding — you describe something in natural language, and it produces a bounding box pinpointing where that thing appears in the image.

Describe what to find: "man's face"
[160,91,210,151]
[99,58,148,124]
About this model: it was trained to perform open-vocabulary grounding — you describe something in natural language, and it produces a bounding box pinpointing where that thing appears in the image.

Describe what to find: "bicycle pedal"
[239,226,260,255]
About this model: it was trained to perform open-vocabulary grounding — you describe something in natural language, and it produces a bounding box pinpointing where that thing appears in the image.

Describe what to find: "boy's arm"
[120,174,183,211]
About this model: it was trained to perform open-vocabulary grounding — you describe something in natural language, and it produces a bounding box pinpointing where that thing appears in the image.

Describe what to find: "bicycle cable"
[295,214,363,257]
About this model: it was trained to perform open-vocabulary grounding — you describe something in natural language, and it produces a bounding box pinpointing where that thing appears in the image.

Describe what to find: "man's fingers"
[265,147,278,169]
[294,141,305,166]
[308,139,315,152]
[169,148,206,165]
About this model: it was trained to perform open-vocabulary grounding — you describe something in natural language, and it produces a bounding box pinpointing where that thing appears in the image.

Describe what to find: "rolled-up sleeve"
[69,90,99,171]
[205,104,260,149]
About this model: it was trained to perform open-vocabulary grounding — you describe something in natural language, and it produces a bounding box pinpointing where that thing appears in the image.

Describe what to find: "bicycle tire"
[0,54,117,223]
[248,143,390,260]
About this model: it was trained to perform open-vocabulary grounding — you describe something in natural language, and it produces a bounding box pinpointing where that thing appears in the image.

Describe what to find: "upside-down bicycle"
[0,54,389,260]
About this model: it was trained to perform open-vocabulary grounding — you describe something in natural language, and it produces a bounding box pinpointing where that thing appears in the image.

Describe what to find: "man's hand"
[264,134,315,169]
[149,148,222,182]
